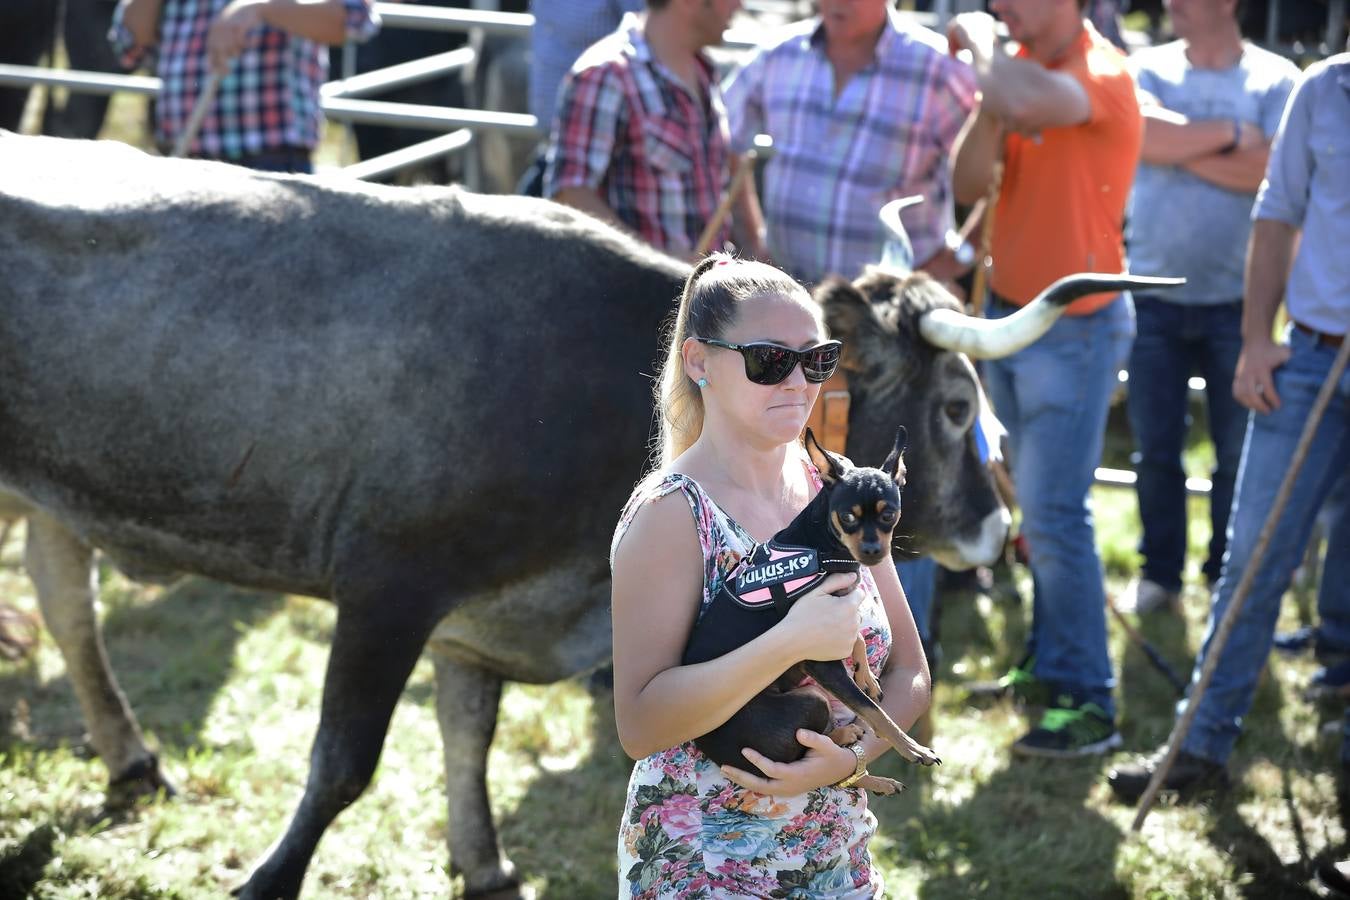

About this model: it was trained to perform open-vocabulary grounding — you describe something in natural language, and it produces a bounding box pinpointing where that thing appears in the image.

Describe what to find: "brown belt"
[1293,321,1346,348]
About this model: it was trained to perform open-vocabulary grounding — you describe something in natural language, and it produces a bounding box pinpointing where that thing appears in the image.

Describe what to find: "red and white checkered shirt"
[110,0,378,160]
[544,14,731,256]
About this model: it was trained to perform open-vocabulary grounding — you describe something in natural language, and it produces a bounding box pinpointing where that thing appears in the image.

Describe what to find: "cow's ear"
[882,426,908,487]
[804,427,847,485]
[815,276,892,374]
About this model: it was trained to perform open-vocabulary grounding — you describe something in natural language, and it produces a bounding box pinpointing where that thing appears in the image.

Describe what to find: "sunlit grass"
[1,477,1342,899]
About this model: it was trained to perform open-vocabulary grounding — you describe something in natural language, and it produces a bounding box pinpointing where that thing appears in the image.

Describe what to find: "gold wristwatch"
[834,742,868,789]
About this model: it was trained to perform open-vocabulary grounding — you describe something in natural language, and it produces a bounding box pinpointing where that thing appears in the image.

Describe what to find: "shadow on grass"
[494,683,630,897]
[0,572,285,757]
[0,823,55,899]
[1203,776,1321,898]
[874,752,1128,900]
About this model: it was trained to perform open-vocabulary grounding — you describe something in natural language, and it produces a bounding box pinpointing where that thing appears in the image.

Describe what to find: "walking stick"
[969,160,1003,317]
[1132,335,1350,831]
[171,71,223,159]
[695,136,774,258]
[1107,592,1188,696]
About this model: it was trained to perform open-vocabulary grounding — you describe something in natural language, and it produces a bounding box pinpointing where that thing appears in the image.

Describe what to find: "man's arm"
[1233,218,1297,414]
[553,186,626,232]
[209,0,373,73]
[1138,102,1265,166]
[947,13,1090,136]
[951,105,1003,207]
[118,0,165,50]
[1181,144,1272,194]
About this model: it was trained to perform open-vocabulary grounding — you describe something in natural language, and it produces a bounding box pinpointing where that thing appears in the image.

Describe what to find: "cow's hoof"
[106,754,176,810]
[462,859,524,899]
[232,862,304,900]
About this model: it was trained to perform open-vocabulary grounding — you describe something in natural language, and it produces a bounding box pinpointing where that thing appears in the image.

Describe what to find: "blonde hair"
[654,253,814,465]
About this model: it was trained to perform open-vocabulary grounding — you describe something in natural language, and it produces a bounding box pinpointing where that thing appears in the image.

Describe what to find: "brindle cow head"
[817,270,1006,571]
[818,260,1185,570]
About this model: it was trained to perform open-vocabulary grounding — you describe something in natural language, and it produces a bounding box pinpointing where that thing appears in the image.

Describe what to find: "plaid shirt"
[544,14,730,255]
[110,0,379,159]
[723,12,976,284]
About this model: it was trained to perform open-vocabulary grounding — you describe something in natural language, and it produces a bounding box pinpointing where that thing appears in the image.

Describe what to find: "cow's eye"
[944,400,971,426]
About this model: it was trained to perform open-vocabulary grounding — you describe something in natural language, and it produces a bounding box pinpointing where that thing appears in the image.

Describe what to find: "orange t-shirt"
[989,23,1141,315]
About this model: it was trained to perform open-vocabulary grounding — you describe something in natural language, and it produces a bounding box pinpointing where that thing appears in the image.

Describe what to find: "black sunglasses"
[695,338,843,385]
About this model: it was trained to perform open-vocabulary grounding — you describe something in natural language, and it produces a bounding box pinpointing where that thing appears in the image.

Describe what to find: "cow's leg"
[237,596,440,900]
[23,509,171,804]
[433,654,519,897]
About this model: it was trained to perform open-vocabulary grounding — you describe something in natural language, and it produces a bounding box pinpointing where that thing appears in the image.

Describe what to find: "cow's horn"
[918,274,1186,359]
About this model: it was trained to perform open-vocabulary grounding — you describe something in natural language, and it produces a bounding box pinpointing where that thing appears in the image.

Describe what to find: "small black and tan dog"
[682,427,941,795]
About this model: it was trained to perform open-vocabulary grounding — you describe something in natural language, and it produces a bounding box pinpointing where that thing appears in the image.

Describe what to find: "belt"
[1294,321,1345,348]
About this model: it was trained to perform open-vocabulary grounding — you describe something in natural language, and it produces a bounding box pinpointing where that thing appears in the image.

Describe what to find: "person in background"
[1119,0,1299,614]
[517,0,644,195]
[544,0,765,259]
[949,0,1142,757]
[1109,51,1350,803]
[111,0,379,172]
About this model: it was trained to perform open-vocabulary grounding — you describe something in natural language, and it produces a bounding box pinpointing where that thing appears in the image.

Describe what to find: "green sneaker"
[965,654,1048,706]
[1012,696,1122,759]
[997,657,1048,707]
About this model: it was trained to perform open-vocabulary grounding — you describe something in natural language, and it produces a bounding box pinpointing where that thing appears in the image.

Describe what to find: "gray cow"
[0,132,1175,897]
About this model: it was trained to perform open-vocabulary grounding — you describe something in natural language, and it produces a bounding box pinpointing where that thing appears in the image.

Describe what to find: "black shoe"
[1317,860,1350,898]
[1011,696,1121,759]
[1107,746,1229,805]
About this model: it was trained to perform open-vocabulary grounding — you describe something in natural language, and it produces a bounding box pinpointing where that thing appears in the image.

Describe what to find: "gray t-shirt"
[1126,41,1299,304]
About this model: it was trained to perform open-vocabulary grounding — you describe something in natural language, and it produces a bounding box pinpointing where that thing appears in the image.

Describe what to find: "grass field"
[1,457,1343,898]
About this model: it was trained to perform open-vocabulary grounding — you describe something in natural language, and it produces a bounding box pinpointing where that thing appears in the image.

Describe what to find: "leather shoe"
[1107,746,1229,805]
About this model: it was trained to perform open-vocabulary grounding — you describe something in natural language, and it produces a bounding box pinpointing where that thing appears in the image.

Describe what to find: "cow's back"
[0,134,688,599]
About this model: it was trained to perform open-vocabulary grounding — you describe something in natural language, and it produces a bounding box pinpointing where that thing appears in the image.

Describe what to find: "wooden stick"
[694,149,756,258]
[969,161,1003,317]
[171,71,223,159]
[1106,592,1188,696]
[1132,335,1350,831]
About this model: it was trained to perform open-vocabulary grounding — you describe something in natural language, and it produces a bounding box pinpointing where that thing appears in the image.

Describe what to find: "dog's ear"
[882,426,907,487]
[804,427,848,485]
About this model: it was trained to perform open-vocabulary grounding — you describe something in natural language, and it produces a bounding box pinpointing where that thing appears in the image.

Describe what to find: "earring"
[696,378,709,389]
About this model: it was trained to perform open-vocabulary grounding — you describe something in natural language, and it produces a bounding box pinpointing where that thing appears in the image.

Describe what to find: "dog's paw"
[829,722,866,746]
[905,742,941,767]
[853,669,884,702]
[857,775,905,796]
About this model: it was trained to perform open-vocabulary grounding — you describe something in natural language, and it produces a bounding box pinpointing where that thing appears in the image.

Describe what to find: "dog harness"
[723,540,860,616]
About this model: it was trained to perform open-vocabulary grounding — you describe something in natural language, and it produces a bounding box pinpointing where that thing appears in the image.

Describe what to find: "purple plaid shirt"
[110,0,378,159]
[723,12,976,284]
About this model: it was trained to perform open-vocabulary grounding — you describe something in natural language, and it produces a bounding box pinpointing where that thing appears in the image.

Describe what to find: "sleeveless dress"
[610,461,892,899]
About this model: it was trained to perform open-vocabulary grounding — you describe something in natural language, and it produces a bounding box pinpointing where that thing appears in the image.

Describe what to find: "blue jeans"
[897,556,938,665]
[1315,472,1350,655]
[1126,296,1248,590]
[983,295,1135,716]
[1180,325,1350,764]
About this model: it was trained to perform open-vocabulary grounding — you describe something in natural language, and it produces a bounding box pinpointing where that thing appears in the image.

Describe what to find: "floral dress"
[610,461,893,899]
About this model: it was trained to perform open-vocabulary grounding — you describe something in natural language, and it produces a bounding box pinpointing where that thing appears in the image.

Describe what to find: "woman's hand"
[778,572,865,662]
[720,729,859,796]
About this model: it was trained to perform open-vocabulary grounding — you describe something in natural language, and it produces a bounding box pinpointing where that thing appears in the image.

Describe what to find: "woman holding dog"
[610,254,932,896]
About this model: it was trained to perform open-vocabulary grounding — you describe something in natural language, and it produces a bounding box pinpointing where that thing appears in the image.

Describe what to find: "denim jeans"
[983,295,1135,716]
[1313,473,1350,656]
[897,556,939,666]
[1179,325,1350,764]
[1126,296,1248,591]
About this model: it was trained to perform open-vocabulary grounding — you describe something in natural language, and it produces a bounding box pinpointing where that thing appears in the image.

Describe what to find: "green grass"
[0,461,1342,898]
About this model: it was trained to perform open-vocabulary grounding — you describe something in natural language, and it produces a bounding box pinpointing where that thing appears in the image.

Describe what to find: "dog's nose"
[861,542,883,556]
